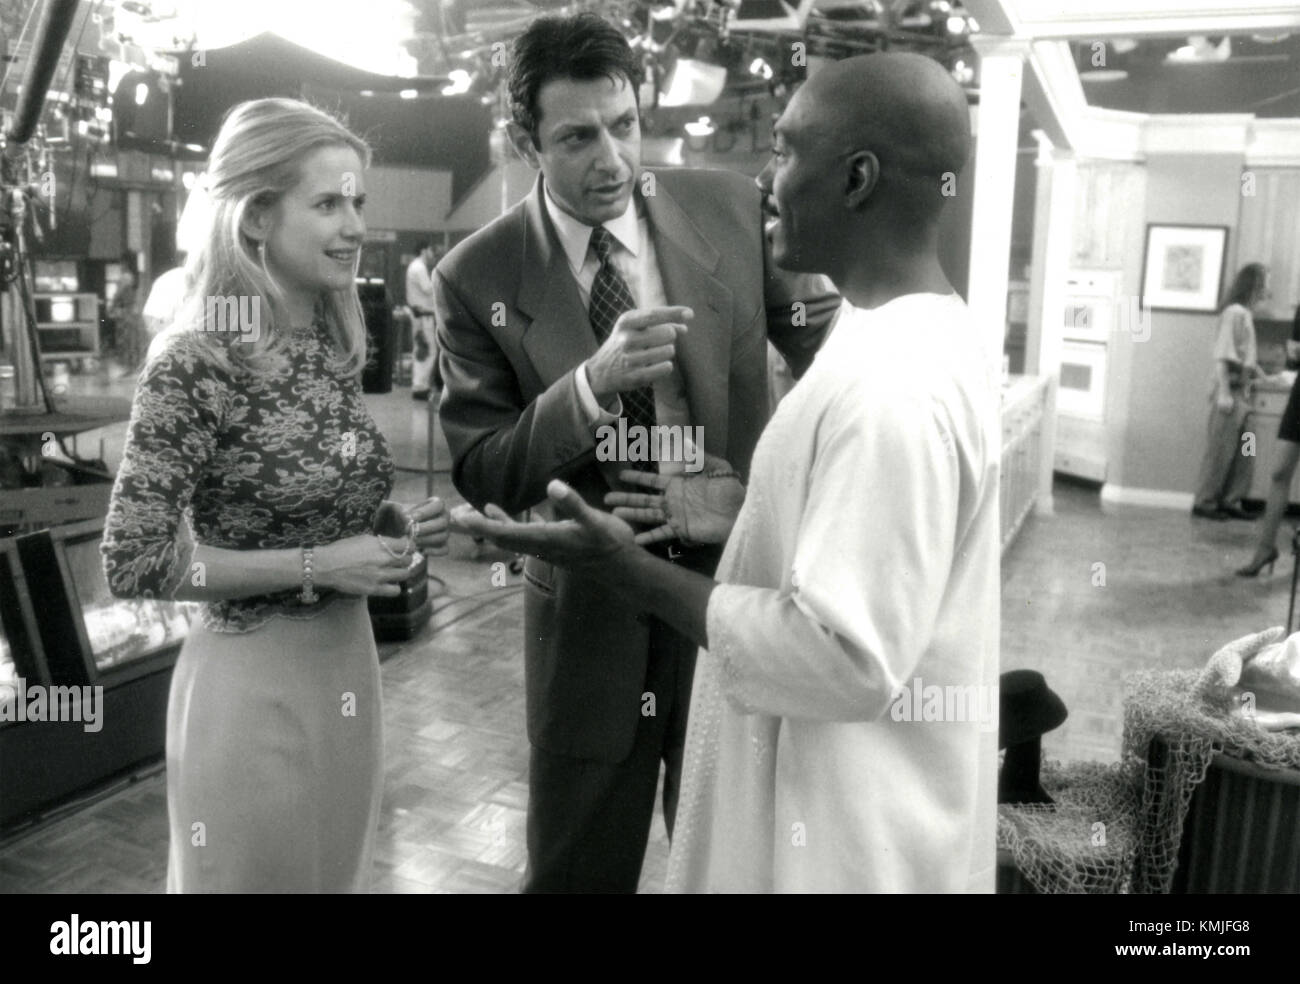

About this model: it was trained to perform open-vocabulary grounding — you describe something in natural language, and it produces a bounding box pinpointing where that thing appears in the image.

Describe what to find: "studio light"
[1167,36,1232,63]
[442,69,472,96]
[111,69,170,150]
[108,60,134,94]
[660,59,728,107]
[684,116,715,137]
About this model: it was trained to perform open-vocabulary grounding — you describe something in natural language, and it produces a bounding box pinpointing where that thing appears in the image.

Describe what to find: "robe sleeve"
[705,383,964,722]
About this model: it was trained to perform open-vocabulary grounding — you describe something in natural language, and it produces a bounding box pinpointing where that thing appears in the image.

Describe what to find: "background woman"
[101,98,449,892]
[1239,302,1300,576]
[1192,262,1268,521]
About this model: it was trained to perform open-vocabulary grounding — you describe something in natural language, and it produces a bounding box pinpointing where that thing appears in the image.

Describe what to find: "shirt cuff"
[574,364,623,427]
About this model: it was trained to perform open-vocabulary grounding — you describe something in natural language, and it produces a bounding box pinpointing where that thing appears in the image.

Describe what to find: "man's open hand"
[604,454,746,545]
[456,480,639,569]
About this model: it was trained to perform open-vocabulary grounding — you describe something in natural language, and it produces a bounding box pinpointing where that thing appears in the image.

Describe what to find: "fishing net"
[1123,665,1300,894]
[997,756,1142,894]
[998,639,1300,894]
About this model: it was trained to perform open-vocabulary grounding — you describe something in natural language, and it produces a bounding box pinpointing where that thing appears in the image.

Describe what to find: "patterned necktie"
[588,226,658,443]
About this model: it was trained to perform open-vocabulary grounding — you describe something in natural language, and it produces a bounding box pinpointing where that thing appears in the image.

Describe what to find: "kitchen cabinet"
[1237,168,1300,322]
[1002,375,1051,553]
[1248,381,1300,505]
[1071,162,1144,270]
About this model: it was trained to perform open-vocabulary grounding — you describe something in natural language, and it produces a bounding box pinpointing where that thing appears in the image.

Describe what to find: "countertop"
[1001,373,1050,411]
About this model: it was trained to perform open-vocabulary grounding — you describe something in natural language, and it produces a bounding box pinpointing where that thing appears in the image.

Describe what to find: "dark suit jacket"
[435,166,839,761]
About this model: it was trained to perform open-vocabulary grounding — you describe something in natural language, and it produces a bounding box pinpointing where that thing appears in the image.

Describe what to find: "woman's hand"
[315,534,413,597]
[1217,390,1235,412]
[374,498,450,557]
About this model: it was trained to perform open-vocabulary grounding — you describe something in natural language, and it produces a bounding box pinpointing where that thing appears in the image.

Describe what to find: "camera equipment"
[2,0,83,416]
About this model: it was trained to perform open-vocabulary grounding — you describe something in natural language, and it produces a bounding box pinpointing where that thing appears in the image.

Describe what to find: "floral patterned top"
[101,325,395,633]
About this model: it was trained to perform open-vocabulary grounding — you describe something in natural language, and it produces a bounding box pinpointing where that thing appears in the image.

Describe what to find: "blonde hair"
[172,98,371,378]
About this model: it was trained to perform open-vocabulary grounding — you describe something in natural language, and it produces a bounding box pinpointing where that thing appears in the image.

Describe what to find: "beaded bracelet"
[300,546,319,604]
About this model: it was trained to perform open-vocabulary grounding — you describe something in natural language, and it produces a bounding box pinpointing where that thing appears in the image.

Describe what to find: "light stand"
[0,176,56,415]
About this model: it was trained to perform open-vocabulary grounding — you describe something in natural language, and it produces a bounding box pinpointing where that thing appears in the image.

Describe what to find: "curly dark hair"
[508,12,643,148]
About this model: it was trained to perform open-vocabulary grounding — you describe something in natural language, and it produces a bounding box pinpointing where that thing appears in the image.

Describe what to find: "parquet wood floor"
[2,380,1285,893]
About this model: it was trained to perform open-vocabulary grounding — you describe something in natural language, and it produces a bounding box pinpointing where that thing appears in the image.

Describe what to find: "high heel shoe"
[1236,547,1280,578]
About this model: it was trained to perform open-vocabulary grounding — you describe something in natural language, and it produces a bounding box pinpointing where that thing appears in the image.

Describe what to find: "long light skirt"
[165,597,383,893]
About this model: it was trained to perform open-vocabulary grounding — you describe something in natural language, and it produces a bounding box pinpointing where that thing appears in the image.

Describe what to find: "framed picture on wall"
[1140,224,1229,312]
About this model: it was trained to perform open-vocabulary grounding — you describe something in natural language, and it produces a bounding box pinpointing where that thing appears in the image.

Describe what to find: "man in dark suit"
[434,12,839,892]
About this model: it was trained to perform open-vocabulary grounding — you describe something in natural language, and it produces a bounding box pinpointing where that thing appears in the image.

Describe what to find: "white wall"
[363,166,453,231]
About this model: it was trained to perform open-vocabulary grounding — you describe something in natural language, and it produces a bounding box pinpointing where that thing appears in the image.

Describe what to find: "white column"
[967,37,1030,378]
[1025,137,1077,517]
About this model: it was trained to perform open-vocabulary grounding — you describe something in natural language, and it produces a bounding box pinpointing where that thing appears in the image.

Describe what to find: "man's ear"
[845,150,879,210]
[506,122,541,169]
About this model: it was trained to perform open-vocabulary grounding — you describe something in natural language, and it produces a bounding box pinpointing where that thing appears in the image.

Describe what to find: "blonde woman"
[101,98,449,892]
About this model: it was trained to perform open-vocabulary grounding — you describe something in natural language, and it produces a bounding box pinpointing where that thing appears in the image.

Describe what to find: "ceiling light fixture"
[1167,35,1232,63]
[1079,69,1128,83]
[441,69,472,96]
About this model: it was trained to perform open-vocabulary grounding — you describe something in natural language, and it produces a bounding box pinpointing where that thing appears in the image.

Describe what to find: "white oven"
[1054,271,1119,481]
[1063,272,1122,338]
[1058,338,1108,420]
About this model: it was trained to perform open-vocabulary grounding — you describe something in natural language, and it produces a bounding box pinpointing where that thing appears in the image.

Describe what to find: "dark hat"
[999,670,1068,751]
[1000,739,1054,806]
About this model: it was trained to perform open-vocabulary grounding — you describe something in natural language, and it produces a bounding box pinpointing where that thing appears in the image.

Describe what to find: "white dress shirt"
[543,187,694,476]
[406,257,436,316]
